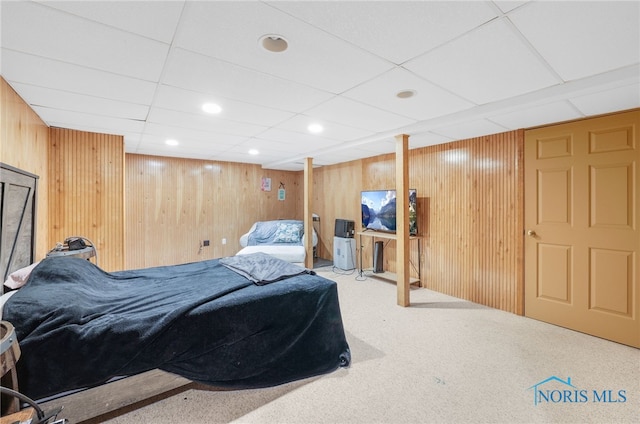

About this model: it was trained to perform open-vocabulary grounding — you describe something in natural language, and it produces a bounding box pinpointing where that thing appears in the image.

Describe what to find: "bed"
[0,164,350,421]
[2,254,350,402]
[237,220,317,265]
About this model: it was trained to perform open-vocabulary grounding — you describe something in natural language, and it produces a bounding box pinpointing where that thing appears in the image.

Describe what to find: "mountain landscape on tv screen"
[361,190,417,235]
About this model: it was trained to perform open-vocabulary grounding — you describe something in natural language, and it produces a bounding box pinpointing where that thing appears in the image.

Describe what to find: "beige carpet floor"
[102,268,639,424]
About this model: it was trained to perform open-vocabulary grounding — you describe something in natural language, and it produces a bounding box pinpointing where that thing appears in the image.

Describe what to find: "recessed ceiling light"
[308,123,324,134]
[396,89,416,99]
[259,34,288,53]
[202,103,222,114]
[165,139,179,146]
[248,149,259,155]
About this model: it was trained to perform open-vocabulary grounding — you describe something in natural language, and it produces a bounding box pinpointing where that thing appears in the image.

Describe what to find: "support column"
[304,158,314,269]
[395,134,410,306]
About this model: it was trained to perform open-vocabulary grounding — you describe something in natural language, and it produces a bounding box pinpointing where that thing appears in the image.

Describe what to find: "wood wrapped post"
[304,158,314,269]
[395,134,410,306]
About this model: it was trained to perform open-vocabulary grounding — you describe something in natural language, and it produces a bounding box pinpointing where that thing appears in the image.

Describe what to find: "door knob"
[527,230,537,237]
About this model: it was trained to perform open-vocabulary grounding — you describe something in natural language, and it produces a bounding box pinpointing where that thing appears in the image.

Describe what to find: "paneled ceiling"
[2,1,638,170]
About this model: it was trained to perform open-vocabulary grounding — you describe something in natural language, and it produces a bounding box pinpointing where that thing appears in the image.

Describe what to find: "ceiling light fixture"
[308,123,324,134]
[248,149,259,155]
[396,89,417,99]
[202,103,222,114]
[260,34,288,53]
[165,139,179,146]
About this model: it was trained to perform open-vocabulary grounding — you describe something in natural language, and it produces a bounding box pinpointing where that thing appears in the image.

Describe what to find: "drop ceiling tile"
[303,96,416,133]
[44,120,131,139]
[342,67,474,121]
[493,1,529,14]
[274,115,373,142]
[121,131,142,151]
[2,1,169,81]
[257,128,337,151]
[312,148,381,166]
[142,123,248,146]
[240,138,293,154]
[408,132,454,149]
[509,1,640,81]
[352,139,396,155]
[569,83,640,116]
[147,107,267,138]
[136,137,232,155]
[489,100,583,129]
[162,48,334,113]
[153,85,295,127]
[33,107,145,135]
[2,50,157,105]
[124,139,140,152]
[134,146,214,160]
[8,82,149,121]
[264,163,305,171]
[234,138,320,163]
[139,131,244,152]
[35,0,184,43]
[433,119,509,141]
[404,18,560,105]
[269,1,498,64]
[211,149,283,165]
[226,139,295,158]
[174,1,394,93]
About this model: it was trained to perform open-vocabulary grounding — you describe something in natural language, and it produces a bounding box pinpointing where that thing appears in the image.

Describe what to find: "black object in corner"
[334,219,354,238]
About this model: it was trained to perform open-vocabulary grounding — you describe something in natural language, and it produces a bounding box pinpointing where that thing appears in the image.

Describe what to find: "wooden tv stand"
[357,231,422,286]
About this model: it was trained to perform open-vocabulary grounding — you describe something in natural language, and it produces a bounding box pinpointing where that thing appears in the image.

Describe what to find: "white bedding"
[236,245,306,265]
[237,220,317,265]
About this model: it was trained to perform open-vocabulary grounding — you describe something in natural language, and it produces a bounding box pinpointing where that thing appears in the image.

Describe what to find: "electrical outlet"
[203,240,210,247]
[222,238,227,245]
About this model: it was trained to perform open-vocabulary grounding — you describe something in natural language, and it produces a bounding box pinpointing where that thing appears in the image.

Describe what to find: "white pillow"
[3,262,39,290]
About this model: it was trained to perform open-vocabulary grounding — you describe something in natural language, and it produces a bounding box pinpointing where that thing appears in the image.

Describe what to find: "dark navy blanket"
[3,257,350,400]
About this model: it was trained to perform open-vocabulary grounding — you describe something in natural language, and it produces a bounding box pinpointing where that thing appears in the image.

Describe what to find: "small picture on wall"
[261,177,271,192]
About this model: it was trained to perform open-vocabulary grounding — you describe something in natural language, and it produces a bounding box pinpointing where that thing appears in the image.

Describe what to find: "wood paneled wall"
[413,131,524,314]
[311,160,363,260]
[315,130,524,314]
[48,128,125,271]
[1,78,50,260]
[125,154,303,269]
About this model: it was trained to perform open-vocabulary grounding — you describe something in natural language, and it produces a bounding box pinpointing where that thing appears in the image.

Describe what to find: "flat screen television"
[361,189,417,235]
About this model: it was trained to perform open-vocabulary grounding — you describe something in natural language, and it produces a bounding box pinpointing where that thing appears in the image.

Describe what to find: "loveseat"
[237,220,317,266]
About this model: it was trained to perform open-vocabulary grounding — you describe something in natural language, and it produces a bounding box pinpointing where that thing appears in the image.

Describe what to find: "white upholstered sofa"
[237,220,317,266]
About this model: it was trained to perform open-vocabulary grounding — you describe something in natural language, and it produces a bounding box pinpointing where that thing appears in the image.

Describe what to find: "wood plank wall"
[48,128,125,271]
[1,78,50,260]
[125,154,303,269]
[414,131,524,314]
[311,160,363,260]
[314,130,524,314]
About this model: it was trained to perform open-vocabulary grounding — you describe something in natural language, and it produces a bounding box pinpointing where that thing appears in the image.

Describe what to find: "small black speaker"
[334,219,355,238]
[373,241,384,273]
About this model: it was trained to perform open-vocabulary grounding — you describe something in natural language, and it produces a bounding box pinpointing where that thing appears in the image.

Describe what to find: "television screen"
[361,189,417,235]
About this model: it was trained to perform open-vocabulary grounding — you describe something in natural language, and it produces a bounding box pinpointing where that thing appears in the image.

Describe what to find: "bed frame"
[0,163,38,288]
[1,163,193,423]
